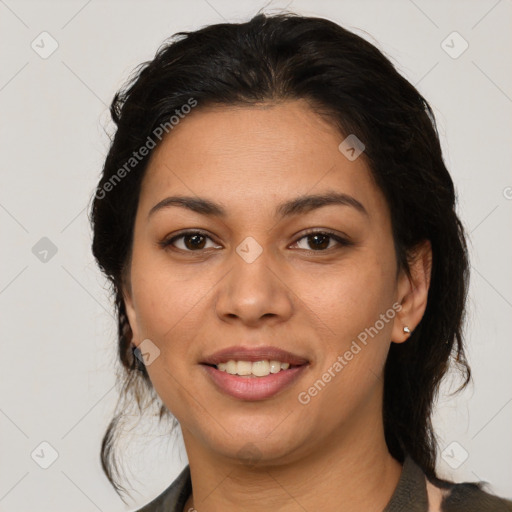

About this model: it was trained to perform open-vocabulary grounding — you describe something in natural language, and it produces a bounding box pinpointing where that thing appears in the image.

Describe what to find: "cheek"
[294,251,397,345]
[128,242,229,398]
[128,260,207,416]
[291,247,397,407]
[129,243,212,340]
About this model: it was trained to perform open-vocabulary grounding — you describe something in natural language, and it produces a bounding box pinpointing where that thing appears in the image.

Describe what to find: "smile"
[201,363,308,401]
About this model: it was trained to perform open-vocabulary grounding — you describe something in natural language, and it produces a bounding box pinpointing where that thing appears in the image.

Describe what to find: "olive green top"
[135,456,512,511]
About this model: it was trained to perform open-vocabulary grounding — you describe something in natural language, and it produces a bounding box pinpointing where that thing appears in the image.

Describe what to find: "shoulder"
[386,455,512,512]
[133,465,191,512]
[434,480,512,512]
[425,469,512,512]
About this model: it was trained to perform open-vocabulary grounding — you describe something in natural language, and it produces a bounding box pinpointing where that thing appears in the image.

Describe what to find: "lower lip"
[201,364,308,401]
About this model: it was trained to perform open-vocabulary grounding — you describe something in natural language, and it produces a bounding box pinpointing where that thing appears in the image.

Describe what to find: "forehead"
[140,100,387,222]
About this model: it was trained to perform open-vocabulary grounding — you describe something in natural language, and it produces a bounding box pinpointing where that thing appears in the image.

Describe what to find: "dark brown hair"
[90,12,470,499]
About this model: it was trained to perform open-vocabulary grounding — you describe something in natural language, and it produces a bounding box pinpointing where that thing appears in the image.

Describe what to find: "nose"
[214,245,294,327]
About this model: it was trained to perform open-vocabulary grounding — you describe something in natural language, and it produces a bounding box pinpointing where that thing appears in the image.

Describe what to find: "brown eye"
[292,231,351,251]
[306,233,331,250]
[163,231,222,252]
[183,233,206,250]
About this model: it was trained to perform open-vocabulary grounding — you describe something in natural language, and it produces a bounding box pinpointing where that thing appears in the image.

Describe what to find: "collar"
[137,455,428,512]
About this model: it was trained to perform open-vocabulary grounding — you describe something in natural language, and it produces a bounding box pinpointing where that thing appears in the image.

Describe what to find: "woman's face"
[124,99,412,465]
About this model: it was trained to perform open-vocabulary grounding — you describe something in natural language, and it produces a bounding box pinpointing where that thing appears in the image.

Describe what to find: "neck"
[181,418,402,512]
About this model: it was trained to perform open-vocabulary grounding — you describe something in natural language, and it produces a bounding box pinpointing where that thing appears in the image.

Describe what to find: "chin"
[212,435,302,468]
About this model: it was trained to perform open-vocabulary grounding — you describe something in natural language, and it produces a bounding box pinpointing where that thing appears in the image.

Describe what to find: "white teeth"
[236,361,252,376]
[252,360,270,377]
[216,359,294,377]
[269,360,281,373]
[225,360,237,374]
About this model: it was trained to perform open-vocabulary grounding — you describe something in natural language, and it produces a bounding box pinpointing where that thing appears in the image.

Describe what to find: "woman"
[90,12,512,511]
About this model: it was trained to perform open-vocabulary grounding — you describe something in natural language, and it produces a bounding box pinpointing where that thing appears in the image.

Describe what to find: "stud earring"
[403,326,411,334]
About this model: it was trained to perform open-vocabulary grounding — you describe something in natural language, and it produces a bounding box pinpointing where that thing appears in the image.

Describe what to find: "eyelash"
[159,229,353,253]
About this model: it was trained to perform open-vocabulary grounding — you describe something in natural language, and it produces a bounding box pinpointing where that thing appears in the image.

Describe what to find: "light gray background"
[1,0,511,510]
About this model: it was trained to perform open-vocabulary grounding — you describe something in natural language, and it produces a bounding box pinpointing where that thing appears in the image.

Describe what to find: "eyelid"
[289,228,353,251]
[159,229,222,250]
[160,228,353,252]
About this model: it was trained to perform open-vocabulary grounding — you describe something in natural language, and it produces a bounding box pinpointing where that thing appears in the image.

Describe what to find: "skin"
[123,99,432,512]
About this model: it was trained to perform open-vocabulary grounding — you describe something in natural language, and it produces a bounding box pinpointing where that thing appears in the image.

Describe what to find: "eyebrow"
[276,192,368,218]
[148,192,369,220]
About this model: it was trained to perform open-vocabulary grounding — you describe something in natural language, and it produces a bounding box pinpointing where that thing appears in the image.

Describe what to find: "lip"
[200,345,309,366]
[201,364,308,401]
[200,345,310,401]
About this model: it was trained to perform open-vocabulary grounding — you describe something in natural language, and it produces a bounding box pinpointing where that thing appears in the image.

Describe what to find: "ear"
[121,275,141,348]
[391,240,432,343]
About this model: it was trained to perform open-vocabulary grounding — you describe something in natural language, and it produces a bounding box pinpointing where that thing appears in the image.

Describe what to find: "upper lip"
[201,345,309,366]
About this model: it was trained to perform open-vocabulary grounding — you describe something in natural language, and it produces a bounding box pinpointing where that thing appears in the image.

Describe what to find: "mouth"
[200,346,309,400]
[202,360,303,377]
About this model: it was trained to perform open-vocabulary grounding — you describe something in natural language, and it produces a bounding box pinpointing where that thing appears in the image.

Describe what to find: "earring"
[403,326,411,334]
